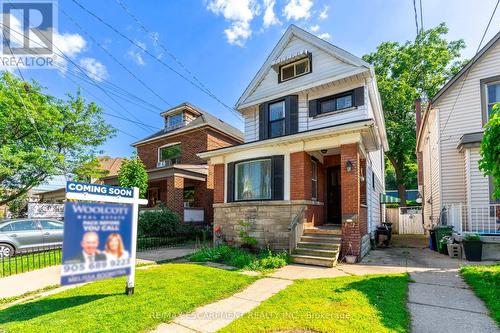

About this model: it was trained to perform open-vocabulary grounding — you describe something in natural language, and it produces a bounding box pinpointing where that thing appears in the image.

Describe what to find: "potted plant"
[462,233,482,261]
[238,220,258,252]
[344,242,357,264]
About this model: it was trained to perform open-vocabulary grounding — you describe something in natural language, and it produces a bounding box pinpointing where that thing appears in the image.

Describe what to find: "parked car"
[0,219,64,258]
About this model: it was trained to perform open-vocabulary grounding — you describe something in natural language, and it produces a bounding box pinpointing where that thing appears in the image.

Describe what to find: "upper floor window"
[158,143,181,166]
[269,101,285,138]
[279,57,311,82]
[319,91,354,114]
[487,82,500,117]
[167,113,184,129]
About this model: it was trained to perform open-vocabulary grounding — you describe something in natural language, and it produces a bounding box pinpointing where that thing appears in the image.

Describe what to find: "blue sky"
[6,0,500,188]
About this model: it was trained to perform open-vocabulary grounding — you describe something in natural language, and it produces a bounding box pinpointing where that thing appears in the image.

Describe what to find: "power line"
[0,18,154,133]
[439,0,500,141]
[419,0,424,32]
[60,7,173,108]
[70,0,242,121]
[412,0,420,35]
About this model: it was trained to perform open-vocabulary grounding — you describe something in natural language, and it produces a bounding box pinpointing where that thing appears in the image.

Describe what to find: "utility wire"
[60,7,172,108]
[413,0,420,35]
[0,19,154,133]
[419,0,424,32]
[439,0,500,141]
[70,0,242,120]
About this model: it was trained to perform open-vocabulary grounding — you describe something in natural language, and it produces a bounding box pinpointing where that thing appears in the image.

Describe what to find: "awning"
[380,193,401,204]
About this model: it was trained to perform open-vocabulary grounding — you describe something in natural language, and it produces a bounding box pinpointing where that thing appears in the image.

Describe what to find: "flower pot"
[345,255,357,264]
[463,240,482,261]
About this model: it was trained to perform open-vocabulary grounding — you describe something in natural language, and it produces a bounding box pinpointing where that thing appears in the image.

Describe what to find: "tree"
[0,72,115,205]
[479,103,500,199]
[74,158,110,183]
[117,155,148,198]
[363,23,465,205]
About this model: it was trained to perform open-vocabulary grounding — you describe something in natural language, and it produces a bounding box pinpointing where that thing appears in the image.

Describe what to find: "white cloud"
[263,0,280,28]
[127,41,146,66]
[318,32,330,40]
[53,32,86,58]
[79,57,109,82]
[283,0,313,21]
[309,24,320,32]
[207,0,260,46]
[319,5,328,20]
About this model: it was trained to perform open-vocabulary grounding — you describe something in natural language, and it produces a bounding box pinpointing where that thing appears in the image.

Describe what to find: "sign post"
[62,181,147,295]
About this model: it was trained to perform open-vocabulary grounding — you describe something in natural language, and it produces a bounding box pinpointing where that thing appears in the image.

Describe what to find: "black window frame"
[268,100,286,138]
[318,90,354,114]
[278,53,312,83]
[227,155,284,202]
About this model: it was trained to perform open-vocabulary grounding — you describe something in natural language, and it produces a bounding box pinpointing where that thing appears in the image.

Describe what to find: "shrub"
[190,245,289,271]
[463,233,481,242]
[138,205,183,237]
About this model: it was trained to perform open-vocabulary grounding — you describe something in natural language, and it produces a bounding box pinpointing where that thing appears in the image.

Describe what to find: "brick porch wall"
[213,164,225,204]
[340,143,366,259]
[166,176,184,220]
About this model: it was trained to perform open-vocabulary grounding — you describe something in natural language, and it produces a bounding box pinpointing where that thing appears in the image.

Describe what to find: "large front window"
[487,82,500,117]
[269,101,285,138]
[235,159,272,200]
[159,144,181,166]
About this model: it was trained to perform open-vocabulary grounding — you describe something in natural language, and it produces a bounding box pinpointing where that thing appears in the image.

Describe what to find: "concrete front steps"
[290,227,341,267]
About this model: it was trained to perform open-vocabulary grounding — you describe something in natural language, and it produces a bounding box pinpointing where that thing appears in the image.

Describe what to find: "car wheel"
[0,244,14,258]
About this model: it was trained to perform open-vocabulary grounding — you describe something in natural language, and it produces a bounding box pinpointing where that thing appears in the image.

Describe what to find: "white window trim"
[280,57,310,82]
[157,142,181,164]
[486,81,500,115]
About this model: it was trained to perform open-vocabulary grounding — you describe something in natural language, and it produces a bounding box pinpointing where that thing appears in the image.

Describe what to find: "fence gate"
[398,207,424,234]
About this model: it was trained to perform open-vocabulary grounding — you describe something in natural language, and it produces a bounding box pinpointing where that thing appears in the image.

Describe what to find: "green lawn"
[0,263,256,333]
[220,273,410,333]
[0,249,62,277]
[461,264,500,325]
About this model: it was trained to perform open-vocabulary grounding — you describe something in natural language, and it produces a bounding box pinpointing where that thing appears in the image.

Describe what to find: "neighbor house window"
[269,101,285,138]
[235,159,272,201]
[279,57,311,82]
[487,82,500,117]
[167,113,183,128]
[159,143,181,165]
[311,160,318,200]
[319,91,354,114]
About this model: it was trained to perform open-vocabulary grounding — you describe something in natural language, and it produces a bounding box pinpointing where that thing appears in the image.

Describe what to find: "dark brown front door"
[327,166,341,224]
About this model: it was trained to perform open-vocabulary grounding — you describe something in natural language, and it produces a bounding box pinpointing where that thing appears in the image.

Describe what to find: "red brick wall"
[166,176,184,220]
[290,151,313,200]
[213,164,225,204]
[340,143,362,258]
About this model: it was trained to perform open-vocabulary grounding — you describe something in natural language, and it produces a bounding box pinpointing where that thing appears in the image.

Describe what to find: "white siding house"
[199,25,388,265]
[417,30,500,234]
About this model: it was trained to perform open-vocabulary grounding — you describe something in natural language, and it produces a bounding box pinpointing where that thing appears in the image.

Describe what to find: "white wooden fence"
[385,207,424,234]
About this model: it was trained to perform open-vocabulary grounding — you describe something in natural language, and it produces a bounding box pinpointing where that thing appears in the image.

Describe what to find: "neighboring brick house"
[103,103,243,224]
[198,25,388,265]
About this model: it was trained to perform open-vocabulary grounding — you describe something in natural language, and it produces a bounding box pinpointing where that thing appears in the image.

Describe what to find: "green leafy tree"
[0,72,115,205]
[363,23,465,205]
[74,158,110,183]
[7,192,28,218]
[117,155,148,198]
[479,103,500,199]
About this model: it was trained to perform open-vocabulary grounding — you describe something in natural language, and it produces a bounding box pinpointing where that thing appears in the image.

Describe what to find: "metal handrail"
[288,206,306,254]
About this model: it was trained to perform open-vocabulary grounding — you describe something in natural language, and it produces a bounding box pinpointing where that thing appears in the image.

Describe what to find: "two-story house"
[199,25,388,266]
[103,102,243,224]
[417,30,500,237]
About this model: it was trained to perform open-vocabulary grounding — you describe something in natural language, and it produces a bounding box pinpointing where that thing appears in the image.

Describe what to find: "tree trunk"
[387,155,407,207]
[397,182,407,207]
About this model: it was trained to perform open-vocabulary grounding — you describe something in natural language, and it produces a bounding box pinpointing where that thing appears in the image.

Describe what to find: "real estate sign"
[61,201,133,285]
[61,181,147,293]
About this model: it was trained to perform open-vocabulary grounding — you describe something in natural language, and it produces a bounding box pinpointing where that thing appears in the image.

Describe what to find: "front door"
[326,166,341,224]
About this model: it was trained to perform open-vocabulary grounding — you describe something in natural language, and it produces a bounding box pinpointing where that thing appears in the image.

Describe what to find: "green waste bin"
[435,226,453,253]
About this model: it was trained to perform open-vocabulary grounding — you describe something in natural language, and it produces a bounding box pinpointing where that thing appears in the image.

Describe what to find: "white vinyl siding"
[433,39,500,208]
[367,148,385,234]
[244,35,364,107]
[466,147,490,207]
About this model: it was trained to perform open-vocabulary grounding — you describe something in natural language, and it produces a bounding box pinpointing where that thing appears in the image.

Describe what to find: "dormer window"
[279,57,311,82]
[166,112,184,130]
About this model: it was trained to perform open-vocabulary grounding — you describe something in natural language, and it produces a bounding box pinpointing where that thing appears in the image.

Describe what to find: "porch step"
[297,241,340,250]
[299,235,342,244]
[290,254,337,267]
[294,248,339,258]
[303,226,341,236]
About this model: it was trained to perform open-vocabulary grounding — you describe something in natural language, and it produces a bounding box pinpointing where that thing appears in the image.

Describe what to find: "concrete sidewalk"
[0,245,197,300]
[153,278,293,333]
[408,269,499,333]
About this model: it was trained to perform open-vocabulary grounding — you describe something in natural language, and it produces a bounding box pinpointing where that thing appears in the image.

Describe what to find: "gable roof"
[97,156,124,176]
[431,29,500,104]
[235,24,373,109]
[132,102,243,146]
